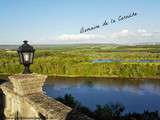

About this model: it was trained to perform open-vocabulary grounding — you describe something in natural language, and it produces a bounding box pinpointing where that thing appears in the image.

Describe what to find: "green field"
[0,44,160,78]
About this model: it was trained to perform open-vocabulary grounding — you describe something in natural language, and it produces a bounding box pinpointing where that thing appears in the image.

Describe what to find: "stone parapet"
[0,74,94,120]
[8,73,47,96]
[25,93,72,119]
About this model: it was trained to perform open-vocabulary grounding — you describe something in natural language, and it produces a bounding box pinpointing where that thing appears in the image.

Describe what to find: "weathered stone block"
[8,73,47,96]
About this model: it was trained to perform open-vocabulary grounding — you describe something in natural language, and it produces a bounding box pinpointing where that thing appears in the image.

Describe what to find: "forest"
[0,44,160,78]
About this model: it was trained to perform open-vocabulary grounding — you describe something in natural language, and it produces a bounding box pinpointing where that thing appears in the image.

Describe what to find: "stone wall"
[0,74,93,120]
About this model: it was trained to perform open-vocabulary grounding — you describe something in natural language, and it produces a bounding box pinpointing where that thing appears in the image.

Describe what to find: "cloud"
[137,29,147,33]
[48,34,114,44]
[48,29,160,44]
[50,34,106,41]
[137,29,152,37]
[111,29,134,38]
[111,29,155,38]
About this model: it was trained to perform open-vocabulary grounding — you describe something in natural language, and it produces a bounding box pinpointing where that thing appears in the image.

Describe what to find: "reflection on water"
[43,77,160,113]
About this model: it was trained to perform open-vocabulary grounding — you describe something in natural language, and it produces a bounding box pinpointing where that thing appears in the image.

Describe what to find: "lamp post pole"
[23,64,31,74]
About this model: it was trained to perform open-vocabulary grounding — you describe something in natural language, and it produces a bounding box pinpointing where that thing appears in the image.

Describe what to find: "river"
[43,76,160,113]
[0,76,160,114]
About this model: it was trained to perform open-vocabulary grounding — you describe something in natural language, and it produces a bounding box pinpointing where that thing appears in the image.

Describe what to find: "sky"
[0,0,160,45]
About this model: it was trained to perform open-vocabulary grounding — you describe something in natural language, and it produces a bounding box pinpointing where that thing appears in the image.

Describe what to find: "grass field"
[0,44,160,78]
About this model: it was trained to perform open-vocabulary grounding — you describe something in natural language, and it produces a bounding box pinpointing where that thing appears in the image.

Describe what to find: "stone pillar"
[3,73,47,118]
[9,73,47,96]
[4,94,14,118]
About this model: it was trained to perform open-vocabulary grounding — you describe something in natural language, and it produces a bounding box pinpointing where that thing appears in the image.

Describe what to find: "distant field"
[0,44,160,78]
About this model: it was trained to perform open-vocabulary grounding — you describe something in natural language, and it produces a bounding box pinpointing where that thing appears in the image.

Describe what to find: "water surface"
[43,77,160,113]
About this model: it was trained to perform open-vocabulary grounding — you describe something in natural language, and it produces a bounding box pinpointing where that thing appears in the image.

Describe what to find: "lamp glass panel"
[22,52,30,62]
[19,53,23,63]
[29,52,33,63]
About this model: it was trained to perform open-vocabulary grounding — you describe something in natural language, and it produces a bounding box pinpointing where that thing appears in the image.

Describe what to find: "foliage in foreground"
[56,94,160,120]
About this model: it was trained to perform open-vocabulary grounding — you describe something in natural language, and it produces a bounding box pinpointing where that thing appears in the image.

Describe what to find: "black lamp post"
[17,40,35,74]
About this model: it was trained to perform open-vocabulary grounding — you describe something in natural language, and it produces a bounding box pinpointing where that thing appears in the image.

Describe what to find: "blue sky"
[0,0,160,44]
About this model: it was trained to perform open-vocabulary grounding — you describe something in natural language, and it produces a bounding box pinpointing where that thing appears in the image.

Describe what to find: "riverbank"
[1,73,160,80]
[47,75,160,80]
